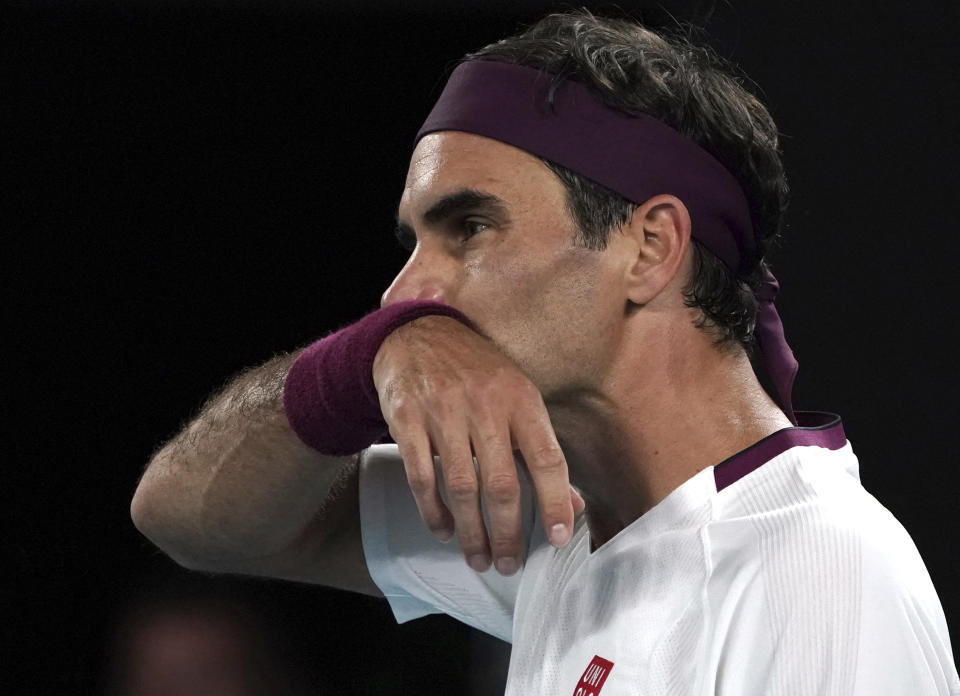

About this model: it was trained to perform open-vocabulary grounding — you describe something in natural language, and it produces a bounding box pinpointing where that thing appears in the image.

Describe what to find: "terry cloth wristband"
[283,300,475,455]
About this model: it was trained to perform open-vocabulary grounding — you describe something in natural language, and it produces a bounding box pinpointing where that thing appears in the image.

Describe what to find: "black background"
[6,0,959,693]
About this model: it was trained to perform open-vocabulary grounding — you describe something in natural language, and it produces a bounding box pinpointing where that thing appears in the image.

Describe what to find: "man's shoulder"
[714,440,886,536]
[708,441,936,603]
[705,443,958,693]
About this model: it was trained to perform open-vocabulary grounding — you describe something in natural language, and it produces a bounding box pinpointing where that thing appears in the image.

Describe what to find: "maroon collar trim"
[713,412,846,492]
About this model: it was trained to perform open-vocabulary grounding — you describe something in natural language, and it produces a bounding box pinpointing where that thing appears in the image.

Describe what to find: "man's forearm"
[131,350,357,572]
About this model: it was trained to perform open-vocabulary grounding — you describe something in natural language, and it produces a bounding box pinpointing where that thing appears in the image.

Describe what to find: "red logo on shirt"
[573,655,614,696]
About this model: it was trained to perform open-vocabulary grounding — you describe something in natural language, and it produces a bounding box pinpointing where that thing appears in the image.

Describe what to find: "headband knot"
[756,270,780,303]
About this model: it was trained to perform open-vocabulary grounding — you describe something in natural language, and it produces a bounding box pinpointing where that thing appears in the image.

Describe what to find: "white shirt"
[359,415,960,695]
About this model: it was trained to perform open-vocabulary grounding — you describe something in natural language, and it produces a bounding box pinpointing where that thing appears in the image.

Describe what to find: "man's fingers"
[512,401,574,548]
[396,431,454,541]
[432,425,492,572]
[378,321,577,567]
[471,415,523,576]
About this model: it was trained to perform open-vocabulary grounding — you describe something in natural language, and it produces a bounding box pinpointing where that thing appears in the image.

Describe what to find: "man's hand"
[372,314,584,576]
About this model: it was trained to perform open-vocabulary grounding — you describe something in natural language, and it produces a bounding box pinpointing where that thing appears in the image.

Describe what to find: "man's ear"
[621,194,691,305]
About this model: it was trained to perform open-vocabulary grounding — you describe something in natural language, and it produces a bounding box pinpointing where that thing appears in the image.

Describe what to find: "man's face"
[385,132,628,400]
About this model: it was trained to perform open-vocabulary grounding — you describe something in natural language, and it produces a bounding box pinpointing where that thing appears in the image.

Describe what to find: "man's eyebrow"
[395,188,509,230]
[421,188,509,226]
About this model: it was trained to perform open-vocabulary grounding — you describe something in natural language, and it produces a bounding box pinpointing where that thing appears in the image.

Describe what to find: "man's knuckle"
[405,469,434,496]
[515,378,544,403]
[428,405,459,430]
[483,473,519,503]
[426,376,464,403]
[445,474,479,501]
[390,398,414,424]
[527,445,566,472]
[466,399,497,427]
[488,531,521,552]
[458,534,489,555]
[474,374,505,401]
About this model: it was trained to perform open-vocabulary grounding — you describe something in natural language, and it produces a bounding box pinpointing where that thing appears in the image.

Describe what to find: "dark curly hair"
[466,10,789,351]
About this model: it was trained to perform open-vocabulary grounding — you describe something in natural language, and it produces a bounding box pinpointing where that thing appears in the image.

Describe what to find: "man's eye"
[461,220,490,241]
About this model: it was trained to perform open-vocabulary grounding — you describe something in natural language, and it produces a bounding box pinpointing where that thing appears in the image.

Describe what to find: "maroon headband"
[415,60,799,424]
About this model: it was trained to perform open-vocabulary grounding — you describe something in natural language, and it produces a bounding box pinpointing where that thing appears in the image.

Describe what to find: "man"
[131,11,959,694]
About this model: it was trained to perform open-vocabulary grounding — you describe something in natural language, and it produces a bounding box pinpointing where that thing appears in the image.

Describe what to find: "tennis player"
[132,11,959,694]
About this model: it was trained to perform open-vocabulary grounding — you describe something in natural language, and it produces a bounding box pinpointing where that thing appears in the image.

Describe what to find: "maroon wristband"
[282,300,475,455]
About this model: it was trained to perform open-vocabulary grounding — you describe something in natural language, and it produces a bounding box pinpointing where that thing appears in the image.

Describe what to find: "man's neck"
[545,335,792,553]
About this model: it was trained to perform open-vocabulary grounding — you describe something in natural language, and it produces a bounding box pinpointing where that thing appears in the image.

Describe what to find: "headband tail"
[755,270,799,425]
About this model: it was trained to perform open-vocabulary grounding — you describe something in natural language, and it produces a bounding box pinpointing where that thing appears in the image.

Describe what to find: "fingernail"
[495,556,518,576]
[549,523,571,547]
[468,553,490,573]
[436,528,454,543]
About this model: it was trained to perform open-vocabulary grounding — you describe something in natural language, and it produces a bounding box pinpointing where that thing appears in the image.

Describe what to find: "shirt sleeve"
[358,444,537,644]
[849,508,960,695]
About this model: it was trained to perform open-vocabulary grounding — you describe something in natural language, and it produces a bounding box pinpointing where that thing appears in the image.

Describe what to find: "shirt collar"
[713,411,846,493]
